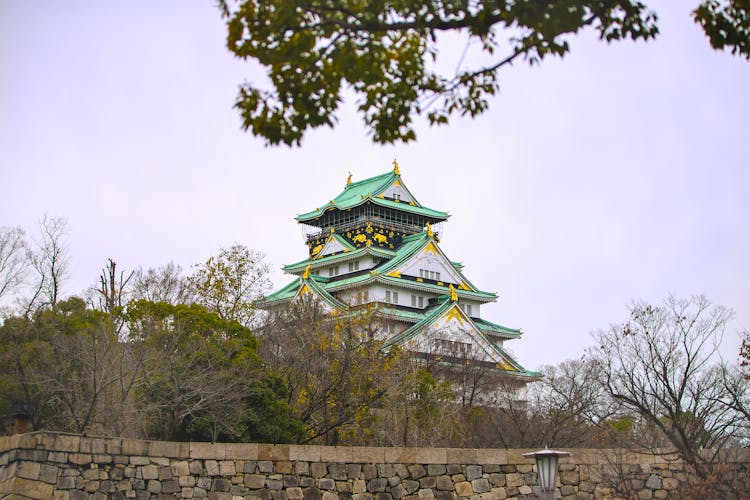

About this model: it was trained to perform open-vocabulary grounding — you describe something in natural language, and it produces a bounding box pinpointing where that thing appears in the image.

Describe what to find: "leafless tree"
[132,262,193,305]
[589,295,746,483]
[0,226,28,304]
[25,215,70,314]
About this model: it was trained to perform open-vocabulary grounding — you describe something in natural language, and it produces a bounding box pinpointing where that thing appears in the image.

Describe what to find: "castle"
[260,162,538,391]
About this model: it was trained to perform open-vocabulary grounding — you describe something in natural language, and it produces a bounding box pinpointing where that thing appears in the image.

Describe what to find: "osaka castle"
[260,161,538,385]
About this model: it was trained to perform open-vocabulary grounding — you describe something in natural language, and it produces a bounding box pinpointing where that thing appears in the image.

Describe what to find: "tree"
[132,262,193,305]
[219,0,659,146]
[0,297,141,435]
[219,1,747,146]
[259,296,394,444]
[694,0,750,59]
[189,244,270,328]
[589,296,747,484]
[0,227,28,304]
[25,215,70,314]
[126,300,267,442]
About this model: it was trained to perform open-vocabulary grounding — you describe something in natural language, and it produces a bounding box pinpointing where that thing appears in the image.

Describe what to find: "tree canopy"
[218,0,748,146]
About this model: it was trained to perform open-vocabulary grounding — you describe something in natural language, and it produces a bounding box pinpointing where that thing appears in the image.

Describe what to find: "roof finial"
[346,171,352,186]
[303,265,311,280]
[449,284,458,302]
[392,159,400,175]
[425,222,433,238]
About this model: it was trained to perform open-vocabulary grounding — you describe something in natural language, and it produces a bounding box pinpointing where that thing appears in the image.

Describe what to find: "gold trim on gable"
[387,270,401,278]
[444,306,465,325]
[423,242,439,255]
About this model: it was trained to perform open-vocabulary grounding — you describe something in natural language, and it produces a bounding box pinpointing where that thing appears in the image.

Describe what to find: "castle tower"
[260,162,538,385]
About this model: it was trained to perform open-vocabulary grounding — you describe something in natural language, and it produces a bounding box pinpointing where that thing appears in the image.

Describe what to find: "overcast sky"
[1,1,748,371]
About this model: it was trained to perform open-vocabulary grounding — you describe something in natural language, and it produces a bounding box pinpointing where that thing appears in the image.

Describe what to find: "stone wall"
[0,432,748,499]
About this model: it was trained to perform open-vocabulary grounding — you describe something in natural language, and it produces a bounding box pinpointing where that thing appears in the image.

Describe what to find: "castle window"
[328,265,340,276]
[348,260,360,272]
[385,290,398,304]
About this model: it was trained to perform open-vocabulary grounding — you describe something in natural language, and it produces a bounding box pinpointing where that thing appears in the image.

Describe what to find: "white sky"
[1,1,748,371]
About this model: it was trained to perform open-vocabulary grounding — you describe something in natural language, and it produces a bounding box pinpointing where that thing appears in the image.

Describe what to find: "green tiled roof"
[283,246,395,274]
[296,170,449,222]
[474,318,522,338]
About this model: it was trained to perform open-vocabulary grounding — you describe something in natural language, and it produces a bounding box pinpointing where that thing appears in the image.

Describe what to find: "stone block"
[367,478,388,492]
[446,448,476,464]
[294,461,310,476]
[450,474,465,483]
[80,437,106,454]
[353,479,367,493]
[290,445,322,462]
[129,456,149,465]
[504,473,522,488]
[121,438,148,456]
[258,460,274,473]
[146,479,161,493]
[93,453,112,464]
[560,484,576,496]
[205,459,220,476]
[49,451,68,463]
[427,464,446,476]
[16,460,41,480]
[305,487,323,500]
[417,489,435,499]
[645,474,662,490]
[284,474,300,487]
[288,487,304,499]
[329,462,348,480]
[419,476,436,489]
[454,481,473,497]
[320,446,352,463]
[393,464,409,478]
[141,464,159,480]
[190,442,225,460]
[348,463,363,479]
[403,480,420,494]
[408,464,427,479]
[259,444,290,462]
[267,478,284,490]
[472,478,490,494]
[57,475,77,489]
[446,464,462,475]
[170,460,189,476]
[244,474,266,489]
[161,479,179,493]
[179,475,196,487]
[476,449,507,467]
[517,485,532,495]
[322,492,340,500]
[69,453,92,465]
[384,448,416,464]
[219,460,236,476]
[225,442,259,460]
[416,447,447,465]
[662,477,679,490]
[559,470,579,485]
[436,492,456,500]
[487,473,504,487]
[352,446,386,463]
[148,440,187,458]
[464,465,482,482]
[490,487,506,499]
[54,434,82,453]
[363,464,378,480]
[436,475,453,491]
[311,462,329,478]
[38,464,58,484]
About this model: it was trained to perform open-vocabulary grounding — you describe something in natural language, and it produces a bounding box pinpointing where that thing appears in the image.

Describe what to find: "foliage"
[189,244,270,328]
[127,300,263,441]
[694,0,750,59]
[259,296,394,444]
[217,0,660,146]
[0,297,138,434]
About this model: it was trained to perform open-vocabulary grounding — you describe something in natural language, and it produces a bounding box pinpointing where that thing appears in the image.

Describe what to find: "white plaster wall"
[382,185,414,203]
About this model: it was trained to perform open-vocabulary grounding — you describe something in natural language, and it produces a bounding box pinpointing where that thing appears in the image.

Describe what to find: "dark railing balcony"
[303,217,431,244]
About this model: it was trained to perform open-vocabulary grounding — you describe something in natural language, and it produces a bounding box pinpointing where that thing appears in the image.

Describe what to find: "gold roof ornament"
[303,265,311,279]
[346,171,352,186]
[449,284,458,302]
[392,159,400,175]
[425,222,433,238]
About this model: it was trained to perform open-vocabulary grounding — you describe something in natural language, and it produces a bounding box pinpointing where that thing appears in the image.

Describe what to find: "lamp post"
[522,448,571,499]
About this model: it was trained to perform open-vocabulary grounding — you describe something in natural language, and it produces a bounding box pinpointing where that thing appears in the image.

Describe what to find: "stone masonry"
[0,432,748,499]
